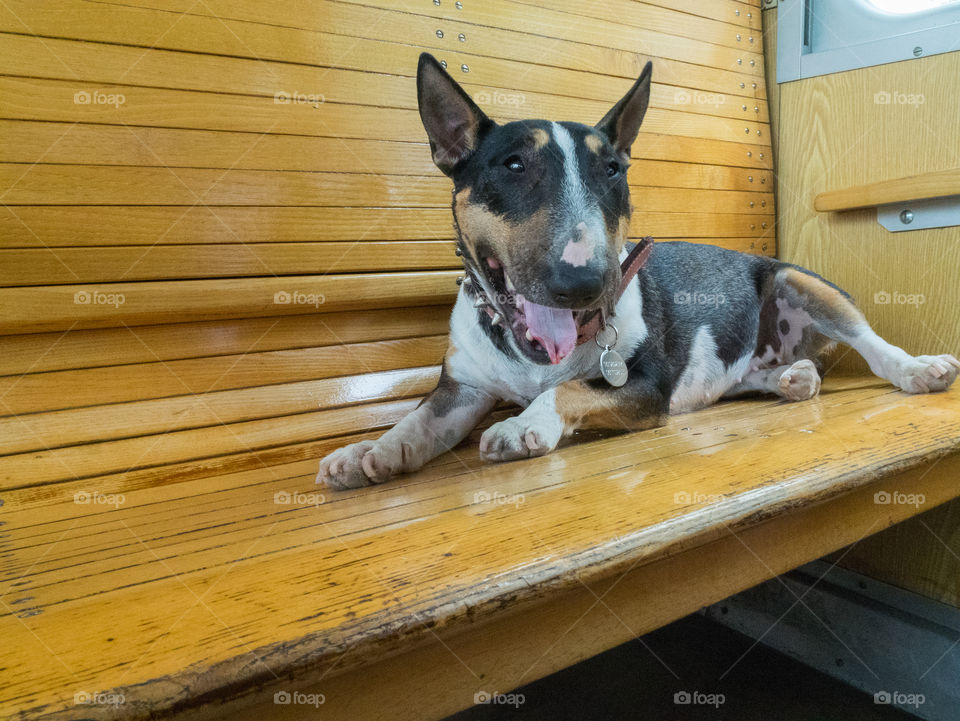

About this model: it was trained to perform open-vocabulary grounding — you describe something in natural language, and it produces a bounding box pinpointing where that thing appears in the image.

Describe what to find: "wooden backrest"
[0,0,774,497]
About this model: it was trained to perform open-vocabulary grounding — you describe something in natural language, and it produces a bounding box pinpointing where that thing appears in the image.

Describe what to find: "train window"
[777,0,960,82]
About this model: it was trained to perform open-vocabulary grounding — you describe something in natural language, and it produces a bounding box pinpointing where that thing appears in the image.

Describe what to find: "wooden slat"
[0,307,451,375]
[0,272,460,334]
[0,121,774,176]
[0,205,773,248]
[0,243,460,285]
[0,367,440,456]
[1,378,956,718]
[640,0,762,28]
[0,335,448,416]
[814,167,960,212]
[0,76,768,145]
[0,163,772,208]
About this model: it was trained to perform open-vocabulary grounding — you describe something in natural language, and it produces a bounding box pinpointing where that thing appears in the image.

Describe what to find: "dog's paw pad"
[316,441,397,490]
[480,417,558,463]
[778,359,821,401]
[897,355,959,394]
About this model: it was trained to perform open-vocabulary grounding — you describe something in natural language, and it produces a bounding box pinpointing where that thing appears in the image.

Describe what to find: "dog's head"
[417,53,652,365]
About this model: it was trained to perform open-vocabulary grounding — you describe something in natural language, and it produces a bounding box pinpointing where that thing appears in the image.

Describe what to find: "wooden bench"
[2,0,958,719]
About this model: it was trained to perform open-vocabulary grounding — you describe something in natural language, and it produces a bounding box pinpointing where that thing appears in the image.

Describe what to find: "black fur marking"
[779,318,790,336]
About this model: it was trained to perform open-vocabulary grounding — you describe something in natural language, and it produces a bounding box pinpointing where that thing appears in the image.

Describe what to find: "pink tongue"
[522,299,577,364]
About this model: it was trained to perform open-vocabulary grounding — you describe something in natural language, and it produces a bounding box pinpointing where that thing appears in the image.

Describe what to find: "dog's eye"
[606,161,620,178]
[504,155,525,173]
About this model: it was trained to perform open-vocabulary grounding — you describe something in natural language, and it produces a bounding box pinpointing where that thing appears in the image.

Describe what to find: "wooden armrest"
[815,168,960,212]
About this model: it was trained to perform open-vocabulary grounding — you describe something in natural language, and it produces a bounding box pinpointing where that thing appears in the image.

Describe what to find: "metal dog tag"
[599,347,628,387]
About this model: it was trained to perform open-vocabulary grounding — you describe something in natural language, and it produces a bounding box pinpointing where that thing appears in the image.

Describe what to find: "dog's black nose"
[548,267,604,308]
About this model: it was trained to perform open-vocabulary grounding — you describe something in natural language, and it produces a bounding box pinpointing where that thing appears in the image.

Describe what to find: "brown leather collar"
[464,236,655,346]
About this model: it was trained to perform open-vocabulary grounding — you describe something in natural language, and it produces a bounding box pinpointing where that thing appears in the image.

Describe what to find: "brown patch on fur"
[584,133,604,155]
[554,381,663,432]
[781,268,865,334]
[616,215,631,252]
[531,128,549,150]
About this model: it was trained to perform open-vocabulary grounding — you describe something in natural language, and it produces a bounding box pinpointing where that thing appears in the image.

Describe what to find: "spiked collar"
[457,237,654,347]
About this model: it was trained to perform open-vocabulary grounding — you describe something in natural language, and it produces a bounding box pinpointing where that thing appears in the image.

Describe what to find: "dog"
[316,53,959,490]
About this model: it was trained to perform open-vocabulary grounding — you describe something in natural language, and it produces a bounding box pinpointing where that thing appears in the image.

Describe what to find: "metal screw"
[737,34,742,41]
[751,224,756,230]
[436,29,444,38]
[455,248,462,256]
[753,82,758,88]
[748,12,753,18]
[745,128,750,134]
[736,8,740,15]
[749,176,754,182]
[749,37,754,43]
[458,32,466,41]
[433,0,440,4]
[461,63,469,72]
[761,177,766,184]
[913,46,923,57]
[455,0,462,6]
[740,82,745,88]
[900,209,915,224]
[761,200,766,207]
[759,153,764,159]
[750,201,755,207]
[747,151,753,157]
[456,276,465,285]
[754,106,760,112]
[762,222,768,229]
[750,59,755,66]
[737,58,742,65]
[757,129,762,136]
[440,59,447,68]
[742,104,747,111]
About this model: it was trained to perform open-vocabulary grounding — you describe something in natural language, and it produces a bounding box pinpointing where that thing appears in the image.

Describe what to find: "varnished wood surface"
[1,376,958,719]
[814,167,960,211]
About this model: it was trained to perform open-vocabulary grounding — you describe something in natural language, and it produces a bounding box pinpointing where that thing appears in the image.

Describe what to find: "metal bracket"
[762,0,778,9]
[877,194,960,232]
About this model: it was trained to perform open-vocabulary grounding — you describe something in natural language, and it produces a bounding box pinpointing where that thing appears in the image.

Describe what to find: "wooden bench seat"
[4,374,958,720]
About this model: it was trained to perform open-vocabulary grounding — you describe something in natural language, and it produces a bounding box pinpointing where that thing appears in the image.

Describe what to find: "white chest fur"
[447,276,648,406]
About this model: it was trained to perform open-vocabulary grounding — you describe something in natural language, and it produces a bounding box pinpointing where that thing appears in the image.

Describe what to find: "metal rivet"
[455,248,462,256]
[747,151,753,157]
[455,0,462,7]
[737,58,742,64]
[754,106,760,112]
[749,37,754,43]
[762,222,768,229]
[461,63,469,72]
[900,209,915,224]
[750,201,755,207]
[740,82,745,89]
[436,29,444,38]
[757,129,762,136]
[752,82,758,89]
[748,12,753,18]
[750,59,755,66]
[761,200,766,207]
[742,104,747,111]
[440,59,447,68]
[913,46,923,57]
[737,34,742,41]
[759,153,764,159]
[433,0,440,4]
[456,276,465,285]
[736,9,740,15]
[745,128,750,134]
[748,176,754,182]
[458,33,466,41]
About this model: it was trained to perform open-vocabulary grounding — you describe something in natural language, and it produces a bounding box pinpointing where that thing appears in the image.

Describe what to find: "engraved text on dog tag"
[599,348,628,387]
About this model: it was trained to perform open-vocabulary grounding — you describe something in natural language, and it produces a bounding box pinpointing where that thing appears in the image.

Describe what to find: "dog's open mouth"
[482,256,583,365]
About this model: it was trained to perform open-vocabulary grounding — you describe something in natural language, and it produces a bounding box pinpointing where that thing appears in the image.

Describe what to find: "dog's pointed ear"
[595,61,652,162]
[417,53,493,176]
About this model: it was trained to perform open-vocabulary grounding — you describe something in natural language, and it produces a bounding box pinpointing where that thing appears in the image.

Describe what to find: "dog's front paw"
[479,416,562,463]
[316,440,401,490]
[896,354,960,394]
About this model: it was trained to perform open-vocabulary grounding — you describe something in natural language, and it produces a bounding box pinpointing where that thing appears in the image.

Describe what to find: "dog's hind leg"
[725,359,822,401]
[771,266,959,394]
